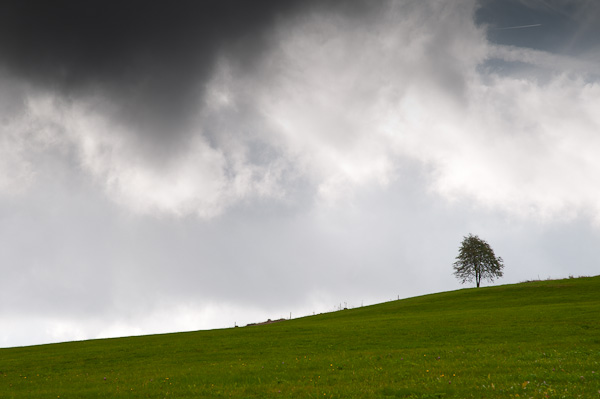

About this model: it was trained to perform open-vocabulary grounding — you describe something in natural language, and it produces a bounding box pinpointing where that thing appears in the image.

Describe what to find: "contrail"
[494,24,542,30]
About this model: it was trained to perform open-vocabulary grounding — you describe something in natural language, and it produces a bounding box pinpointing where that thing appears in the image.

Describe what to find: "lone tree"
[453,234,504,288]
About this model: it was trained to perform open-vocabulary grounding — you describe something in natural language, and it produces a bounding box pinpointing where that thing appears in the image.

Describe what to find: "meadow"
[1,276,599,398]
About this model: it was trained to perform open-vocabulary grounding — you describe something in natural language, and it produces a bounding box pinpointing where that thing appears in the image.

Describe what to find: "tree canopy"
[453,234,504,288]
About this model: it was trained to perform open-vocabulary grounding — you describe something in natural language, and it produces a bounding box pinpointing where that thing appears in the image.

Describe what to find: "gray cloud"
[0,2,296,106]
[478,0,600,56]
[0,1,380,156]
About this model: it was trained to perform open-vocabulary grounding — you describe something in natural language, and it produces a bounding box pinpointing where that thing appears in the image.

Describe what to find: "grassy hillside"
[2,276,599,398]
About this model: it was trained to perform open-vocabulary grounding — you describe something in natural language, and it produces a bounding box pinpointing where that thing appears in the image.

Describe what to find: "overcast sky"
[1,0,599,348]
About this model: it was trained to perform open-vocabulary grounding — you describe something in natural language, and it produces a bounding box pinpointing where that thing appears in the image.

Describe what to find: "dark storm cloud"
[0,0,317,150]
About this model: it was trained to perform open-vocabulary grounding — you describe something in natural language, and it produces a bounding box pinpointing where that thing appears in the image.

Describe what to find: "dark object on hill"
[246,318,286,327]
[453,234,504,288]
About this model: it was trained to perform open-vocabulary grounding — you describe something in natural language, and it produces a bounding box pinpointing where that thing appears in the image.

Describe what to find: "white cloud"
[1,89,288,218]
[488,44,600,75]
[0,78,63,195]
[403,70,600,223]
[251,0,486,204]
[245,0,600,222]
[0,128,35,195]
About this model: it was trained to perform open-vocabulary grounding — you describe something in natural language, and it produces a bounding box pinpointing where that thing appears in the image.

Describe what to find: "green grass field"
[2,276,599,398]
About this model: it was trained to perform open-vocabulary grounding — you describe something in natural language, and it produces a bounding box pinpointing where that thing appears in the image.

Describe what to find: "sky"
[1,0,599,348]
